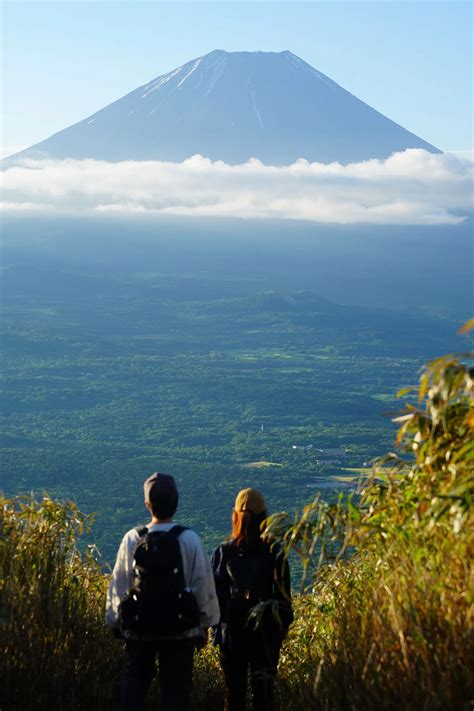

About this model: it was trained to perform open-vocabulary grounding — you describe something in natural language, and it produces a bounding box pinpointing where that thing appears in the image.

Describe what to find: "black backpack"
[224,546,290,633]
[119,525,200,637]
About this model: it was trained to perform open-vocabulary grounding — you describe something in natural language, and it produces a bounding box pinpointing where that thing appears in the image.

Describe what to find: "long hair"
[231,508,267,549]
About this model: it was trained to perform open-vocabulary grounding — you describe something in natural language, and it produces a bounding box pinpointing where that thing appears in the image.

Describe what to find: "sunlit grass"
[0,495,124,710]
[263,346,474,710]
[243,460,283,468]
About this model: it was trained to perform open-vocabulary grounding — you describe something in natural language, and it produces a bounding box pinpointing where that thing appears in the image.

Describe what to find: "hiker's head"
[144,472,179,519]
[231,488,267,547]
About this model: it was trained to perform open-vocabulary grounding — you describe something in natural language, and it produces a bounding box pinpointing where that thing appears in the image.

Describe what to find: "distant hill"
[5,50,439,165]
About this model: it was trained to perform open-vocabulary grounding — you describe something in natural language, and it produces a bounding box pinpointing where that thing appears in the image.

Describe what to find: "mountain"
[6,49,439,165]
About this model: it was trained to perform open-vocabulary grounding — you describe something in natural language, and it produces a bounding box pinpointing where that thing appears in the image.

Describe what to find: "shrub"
[0,495,122,710]
[264,347,474,710]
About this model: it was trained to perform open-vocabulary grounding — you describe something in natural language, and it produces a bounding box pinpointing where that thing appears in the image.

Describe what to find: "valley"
[1,215,469,560]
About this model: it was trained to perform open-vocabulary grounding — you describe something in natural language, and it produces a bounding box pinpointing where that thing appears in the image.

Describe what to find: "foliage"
[0,492,308,710]
[0,495,122,710]
[263,346,474,710]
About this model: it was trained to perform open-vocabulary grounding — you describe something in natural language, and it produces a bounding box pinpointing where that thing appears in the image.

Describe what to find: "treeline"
[1,346,472,709]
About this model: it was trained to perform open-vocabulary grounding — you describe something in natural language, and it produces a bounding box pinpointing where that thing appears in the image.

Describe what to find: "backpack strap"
[167,525,188,539]
[135,525,187,539]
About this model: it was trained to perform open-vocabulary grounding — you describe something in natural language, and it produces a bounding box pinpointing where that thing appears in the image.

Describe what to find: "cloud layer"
[1,149,472,225]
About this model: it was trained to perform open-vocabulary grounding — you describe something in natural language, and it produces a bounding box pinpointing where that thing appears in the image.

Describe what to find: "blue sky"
[1,1,472,157]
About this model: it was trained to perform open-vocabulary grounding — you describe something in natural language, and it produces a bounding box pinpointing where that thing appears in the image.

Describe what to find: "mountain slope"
[7,50,439,165]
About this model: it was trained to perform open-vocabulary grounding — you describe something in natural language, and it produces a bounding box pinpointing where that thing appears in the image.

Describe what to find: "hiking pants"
[220,635,281,711]
[121,638,195,711]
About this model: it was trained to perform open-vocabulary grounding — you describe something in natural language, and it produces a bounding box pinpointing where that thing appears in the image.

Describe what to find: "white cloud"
[1,149,472,225]
[446,149,474,164]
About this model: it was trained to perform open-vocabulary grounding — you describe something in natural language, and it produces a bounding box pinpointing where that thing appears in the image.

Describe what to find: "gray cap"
[144,472,178,505]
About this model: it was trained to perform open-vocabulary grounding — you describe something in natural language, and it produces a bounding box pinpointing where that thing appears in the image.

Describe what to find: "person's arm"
[104,531,135,629]
[211,544,227,618]
[183,532,220,628]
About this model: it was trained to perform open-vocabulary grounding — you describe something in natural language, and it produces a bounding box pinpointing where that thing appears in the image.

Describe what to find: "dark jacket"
[211,539,293,646]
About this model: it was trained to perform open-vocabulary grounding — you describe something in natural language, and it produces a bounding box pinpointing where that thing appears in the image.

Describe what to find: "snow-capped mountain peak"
[6,49,439,165]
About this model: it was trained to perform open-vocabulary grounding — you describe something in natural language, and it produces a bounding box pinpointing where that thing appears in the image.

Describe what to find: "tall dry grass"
[0,496,122,710]
[264,346,474,710]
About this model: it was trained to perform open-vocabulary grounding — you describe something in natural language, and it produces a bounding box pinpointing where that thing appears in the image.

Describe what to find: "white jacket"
[105,522,220,636]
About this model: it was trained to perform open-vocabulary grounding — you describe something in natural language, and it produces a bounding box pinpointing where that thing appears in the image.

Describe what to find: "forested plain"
[1,214,470,560]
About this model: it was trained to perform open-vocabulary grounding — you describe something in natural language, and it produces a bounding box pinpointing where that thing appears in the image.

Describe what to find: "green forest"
[1,259,465,559]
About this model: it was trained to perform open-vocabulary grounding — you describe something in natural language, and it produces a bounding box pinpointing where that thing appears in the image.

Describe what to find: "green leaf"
[397,387,413,398]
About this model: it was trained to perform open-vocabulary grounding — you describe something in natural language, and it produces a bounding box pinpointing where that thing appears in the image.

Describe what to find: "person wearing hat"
[105,472,220,711]
[211,488,293,711]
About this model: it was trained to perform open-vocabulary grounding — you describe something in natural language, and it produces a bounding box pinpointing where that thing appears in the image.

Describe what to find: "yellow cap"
[234,488,266,515]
